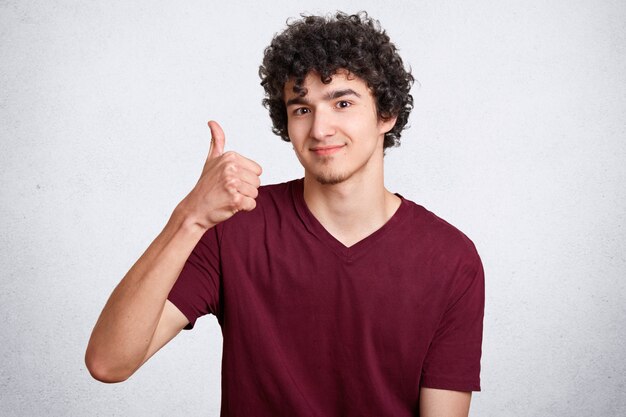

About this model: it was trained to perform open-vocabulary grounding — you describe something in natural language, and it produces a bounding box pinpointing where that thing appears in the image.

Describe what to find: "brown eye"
[294,107,310,115]
[336,101,351,109]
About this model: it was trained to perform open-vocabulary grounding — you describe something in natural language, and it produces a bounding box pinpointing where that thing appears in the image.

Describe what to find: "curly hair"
[259,11,414,150]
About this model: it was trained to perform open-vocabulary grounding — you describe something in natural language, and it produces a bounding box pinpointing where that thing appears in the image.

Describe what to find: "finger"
[236,154,263,176]
[236,166,262,189]
[237,195,257,213]
[235,180,260,200]
[217,152,262,181]
[207,120,225,159]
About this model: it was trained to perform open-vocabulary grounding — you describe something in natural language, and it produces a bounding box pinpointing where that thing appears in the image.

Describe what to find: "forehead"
[283,70,372,100]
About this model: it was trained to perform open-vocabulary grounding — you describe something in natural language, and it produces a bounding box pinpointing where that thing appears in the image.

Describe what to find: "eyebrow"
[285,88,362,106]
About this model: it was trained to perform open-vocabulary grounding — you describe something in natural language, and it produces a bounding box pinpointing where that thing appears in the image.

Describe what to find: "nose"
[309,109,336,141]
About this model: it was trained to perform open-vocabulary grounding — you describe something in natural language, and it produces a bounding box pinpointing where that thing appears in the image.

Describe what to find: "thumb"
[207,120,225,159]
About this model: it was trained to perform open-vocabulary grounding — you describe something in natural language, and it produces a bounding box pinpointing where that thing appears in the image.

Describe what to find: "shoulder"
[250,178,301,217]
[216,179,299,233]
[399,198,484,310]
[256,179,298,206]
[399,196,481,272]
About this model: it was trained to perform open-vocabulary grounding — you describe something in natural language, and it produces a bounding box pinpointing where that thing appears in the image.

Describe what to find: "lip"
[310,145,345,156]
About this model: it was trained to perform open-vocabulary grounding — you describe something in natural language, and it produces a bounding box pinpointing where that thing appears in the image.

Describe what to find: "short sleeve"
[420,249,485,391]
[167,225,222,329]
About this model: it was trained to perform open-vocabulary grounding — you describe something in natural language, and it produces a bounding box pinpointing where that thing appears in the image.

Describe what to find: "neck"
[302,162,400,248]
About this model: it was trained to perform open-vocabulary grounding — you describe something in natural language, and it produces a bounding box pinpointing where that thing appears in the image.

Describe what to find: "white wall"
[1,1,625,416]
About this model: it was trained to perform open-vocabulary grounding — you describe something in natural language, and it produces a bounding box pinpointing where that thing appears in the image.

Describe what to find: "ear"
[378,114,398,135]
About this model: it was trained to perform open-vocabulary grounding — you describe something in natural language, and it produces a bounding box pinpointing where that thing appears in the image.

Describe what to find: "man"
[86,12,484,417]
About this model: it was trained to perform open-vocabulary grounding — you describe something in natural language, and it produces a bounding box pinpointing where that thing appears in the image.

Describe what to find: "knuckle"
[222,151,238,161]
[224,162,238,174]
[222,181,238,197]
[225,177,240,188]
[229,195,243,210]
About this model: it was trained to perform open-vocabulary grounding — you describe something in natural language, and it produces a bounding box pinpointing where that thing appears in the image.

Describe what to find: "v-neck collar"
[290,178,410,262]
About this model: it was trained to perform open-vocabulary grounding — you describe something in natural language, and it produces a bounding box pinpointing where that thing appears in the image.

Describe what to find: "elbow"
[85,349,133,384]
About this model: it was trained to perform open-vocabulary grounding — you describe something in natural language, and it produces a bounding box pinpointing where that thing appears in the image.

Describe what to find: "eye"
[293,107,311,116]
[293,107,309,115]
[336,100,351,109]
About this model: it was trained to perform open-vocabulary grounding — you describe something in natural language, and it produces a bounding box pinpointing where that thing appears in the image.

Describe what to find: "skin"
[86,70,472,416]
[285,71,472,415]
[284,70,400,247]
[85,121,262,382]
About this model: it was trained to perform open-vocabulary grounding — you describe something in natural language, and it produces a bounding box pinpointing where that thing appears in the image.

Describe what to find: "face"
[284,70,396,186]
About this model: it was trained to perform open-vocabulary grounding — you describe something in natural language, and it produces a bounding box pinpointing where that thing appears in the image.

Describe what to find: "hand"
[179,120,263,230]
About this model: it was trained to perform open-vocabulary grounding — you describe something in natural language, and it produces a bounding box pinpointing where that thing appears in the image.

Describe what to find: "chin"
[314,171,349,185]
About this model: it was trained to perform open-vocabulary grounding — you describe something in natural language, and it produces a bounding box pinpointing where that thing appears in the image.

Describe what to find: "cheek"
[287,120,309,145]
[291,146,307,167]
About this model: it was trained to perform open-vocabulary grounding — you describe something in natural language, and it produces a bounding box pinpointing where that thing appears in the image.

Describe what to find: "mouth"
[310,145,345,156]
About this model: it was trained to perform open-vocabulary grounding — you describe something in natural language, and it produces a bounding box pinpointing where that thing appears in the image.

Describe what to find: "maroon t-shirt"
[168,179,484,416]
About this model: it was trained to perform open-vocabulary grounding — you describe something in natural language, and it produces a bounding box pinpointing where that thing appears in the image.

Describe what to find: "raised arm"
[85,121,262,383]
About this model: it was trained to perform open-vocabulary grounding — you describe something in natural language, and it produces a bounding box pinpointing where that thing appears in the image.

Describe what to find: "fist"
[180,120,263,230]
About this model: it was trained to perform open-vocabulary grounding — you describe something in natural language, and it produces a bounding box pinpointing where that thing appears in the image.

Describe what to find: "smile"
[310,145,345,156]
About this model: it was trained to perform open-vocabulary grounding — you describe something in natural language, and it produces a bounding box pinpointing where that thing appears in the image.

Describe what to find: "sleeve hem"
[167,292,198,330]
[420,375,481,392]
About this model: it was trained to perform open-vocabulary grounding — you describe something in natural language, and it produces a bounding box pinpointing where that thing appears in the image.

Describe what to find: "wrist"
[171,200,216,235]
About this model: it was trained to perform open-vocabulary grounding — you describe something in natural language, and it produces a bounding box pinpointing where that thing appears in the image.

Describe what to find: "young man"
[86,12,484,417]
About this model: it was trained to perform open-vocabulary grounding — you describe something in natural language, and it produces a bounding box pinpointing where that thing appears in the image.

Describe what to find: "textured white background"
[1,1,625,416]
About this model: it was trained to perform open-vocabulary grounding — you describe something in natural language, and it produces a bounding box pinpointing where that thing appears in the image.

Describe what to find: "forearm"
[85,205,208,381]
[86,121,262,382]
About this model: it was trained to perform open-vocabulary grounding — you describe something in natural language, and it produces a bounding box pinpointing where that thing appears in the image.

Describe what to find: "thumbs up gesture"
[178,120,263,230]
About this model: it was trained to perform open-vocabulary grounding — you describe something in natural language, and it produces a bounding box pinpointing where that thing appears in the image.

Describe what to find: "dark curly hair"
[259,11,414,149]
